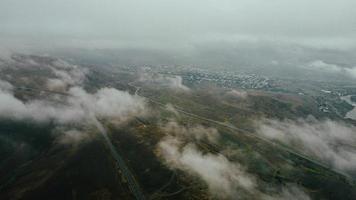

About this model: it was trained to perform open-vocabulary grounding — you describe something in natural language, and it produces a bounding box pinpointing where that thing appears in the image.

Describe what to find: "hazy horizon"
[1,1,356,82]
[1,0,355,50]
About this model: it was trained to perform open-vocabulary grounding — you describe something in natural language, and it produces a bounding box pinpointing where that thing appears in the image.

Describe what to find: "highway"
[13,84,354,187]
[13,86,146,200]
[91,116,146,200]
[127,82,354,183]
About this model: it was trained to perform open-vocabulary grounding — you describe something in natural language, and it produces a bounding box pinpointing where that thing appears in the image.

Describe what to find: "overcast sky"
[1,0,356,49]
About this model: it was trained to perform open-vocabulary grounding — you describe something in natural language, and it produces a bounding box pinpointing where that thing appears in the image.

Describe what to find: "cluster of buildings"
[182,71,273,89]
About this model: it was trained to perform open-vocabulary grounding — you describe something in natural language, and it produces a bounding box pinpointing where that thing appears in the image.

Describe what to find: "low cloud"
[165,103,180,117]
[161,120,220,144]
[0,54,146,125]
[0,79,13,91]
[49,60,87,87]
[68,87,147,121]
[57,129,89,145]
[256,118,356,172]
[165,76,190,91]
[226,89,248,99]
[0,83,146,125]
[45,58,88,90]
[46,78,67,91]
[157,136,256,199]
[0,54,87,90]
[307,60,356,79]
[157,121,310,199]
[0,54,148,150]
[271,186,311,200]
[139,72,190,91]
[308,60,342,72]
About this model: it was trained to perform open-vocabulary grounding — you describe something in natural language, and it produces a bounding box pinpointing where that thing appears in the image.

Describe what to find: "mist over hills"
[1,1,356,200]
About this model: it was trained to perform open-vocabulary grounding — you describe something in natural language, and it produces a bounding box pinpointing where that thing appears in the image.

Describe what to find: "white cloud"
[0,90,85,123]
[0,80,147,125]
[165,103,180,116]
[307,60,356,79]
[344,68,356,79]
[0,54,146,125]
[139,73,190,91]
[46,78,67,91]
[276,186,311,200]
[161,120,220,144]
[308,60,343,72]
[165,76,190,91]
[46,58,88,88]
[157,122,248,198]
[256,118,356,172]
[57,129,89,145]
[1,54,87,89]
[68,87,147,121]
[157,136,256,198]
[157,121,311,199]
[0,79,13,91]
[226,89,248,99]
[0,54,149,153]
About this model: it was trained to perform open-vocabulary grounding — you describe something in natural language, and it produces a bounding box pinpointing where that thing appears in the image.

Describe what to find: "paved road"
[13,85,353,184]
[13,86,146,200]
[91,116,146,200]
[128,83,353,182]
